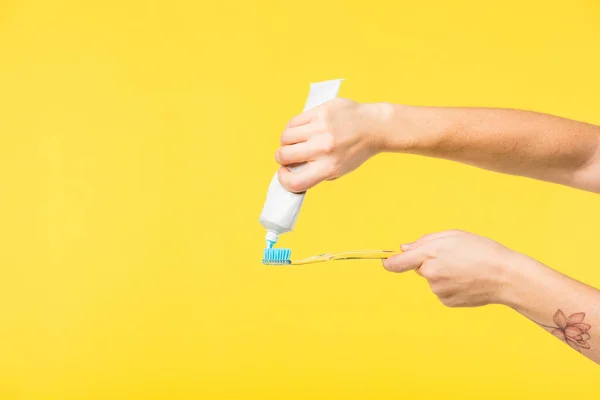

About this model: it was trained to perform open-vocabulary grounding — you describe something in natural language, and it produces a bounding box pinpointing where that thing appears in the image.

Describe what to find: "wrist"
[367,103,457,154]
[495,252,547,309]
[356,102,394,154]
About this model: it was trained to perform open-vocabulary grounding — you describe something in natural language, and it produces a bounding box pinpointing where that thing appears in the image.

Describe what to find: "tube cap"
[265,230,279,246]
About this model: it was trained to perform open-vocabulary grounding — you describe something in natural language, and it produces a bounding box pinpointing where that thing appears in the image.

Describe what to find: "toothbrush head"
[262,248,292,265]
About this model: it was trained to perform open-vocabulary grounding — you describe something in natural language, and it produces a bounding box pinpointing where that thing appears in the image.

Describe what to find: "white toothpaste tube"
[259,79,344,247]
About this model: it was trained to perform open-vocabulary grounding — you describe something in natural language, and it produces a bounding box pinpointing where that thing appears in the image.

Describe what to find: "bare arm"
[380,105,600,193]
[382,230,600,364]
[507,255,599,359]
[275,100,600,193]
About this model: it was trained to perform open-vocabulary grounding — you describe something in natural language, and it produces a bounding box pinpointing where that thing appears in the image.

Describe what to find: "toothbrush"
[262,247,293,265]
[262,249,400,266]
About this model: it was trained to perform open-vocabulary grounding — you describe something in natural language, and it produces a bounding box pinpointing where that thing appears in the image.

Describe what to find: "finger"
[382,248,430,273]
[280,124,317,145]
[402,230,458,251]
[287,109,319,128]
[277,162,329,193]
[275,143,316,166]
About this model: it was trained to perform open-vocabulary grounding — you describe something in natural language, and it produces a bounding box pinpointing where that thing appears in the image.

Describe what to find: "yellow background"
[0,0,599,399]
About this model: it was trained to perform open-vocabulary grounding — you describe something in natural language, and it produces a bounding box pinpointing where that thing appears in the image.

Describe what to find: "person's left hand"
[383,230,523,307]
[275,98,385,193]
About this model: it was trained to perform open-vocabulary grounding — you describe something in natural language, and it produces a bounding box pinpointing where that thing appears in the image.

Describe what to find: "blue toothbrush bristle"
[262,248,292,265]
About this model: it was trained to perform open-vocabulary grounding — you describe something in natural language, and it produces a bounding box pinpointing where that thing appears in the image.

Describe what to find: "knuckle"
[321,133,336,155]
[277,168,287,182]
[322,142,335,155]
[422,270,436,281]
[425,271,440,283]
[277,148,288,164]
[280,130,290,145]
[423,245,439,260]
[440,298,456,308]
[428,282,442,294]
[329,98,341,106]
[437,293,457,307]
[419,265,436,280]
[286,118,297,129]
[429,245,444,259]
[288,179,304,193]
[330,97,348,109]
[325,163,339,179]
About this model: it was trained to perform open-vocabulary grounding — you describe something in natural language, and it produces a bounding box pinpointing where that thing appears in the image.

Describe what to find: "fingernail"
[400,242,413,251]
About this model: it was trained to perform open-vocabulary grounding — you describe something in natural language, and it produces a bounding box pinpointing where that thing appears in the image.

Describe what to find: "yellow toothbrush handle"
[291,250,400,265]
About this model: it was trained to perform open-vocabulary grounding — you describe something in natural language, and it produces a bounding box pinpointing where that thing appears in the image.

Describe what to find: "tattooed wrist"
[534,309,592,352]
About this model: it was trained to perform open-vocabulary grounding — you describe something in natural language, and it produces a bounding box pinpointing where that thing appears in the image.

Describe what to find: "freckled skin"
[276,100,600,193]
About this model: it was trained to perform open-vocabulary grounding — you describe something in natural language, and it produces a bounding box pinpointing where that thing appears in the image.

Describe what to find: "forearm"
[501,254,600,364]
[373,104,600,192]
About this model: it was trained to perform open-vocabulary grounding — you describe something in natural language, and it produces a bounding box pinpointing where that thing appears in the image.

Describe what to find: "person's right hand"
[383,230,523,307]
[275,99,387,192]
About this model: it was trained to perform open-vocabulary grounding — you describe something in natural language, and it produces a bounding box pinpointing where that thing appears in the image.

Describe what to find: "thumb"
[382,247,429,273]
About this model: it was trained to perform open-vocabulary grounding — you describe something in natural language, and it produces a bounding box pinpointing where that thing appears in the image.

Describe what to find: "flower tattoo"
[545,310,592,352]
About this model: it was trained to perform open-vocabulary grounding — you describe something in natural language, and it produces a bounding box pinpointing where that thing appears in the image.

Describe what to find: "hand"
[275,99,387,192]
[383,230,521,307]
